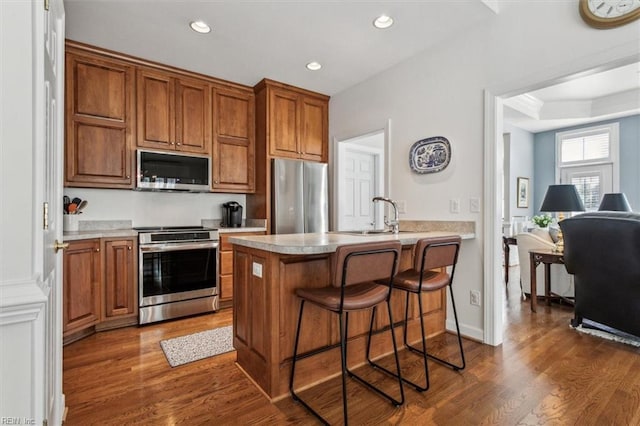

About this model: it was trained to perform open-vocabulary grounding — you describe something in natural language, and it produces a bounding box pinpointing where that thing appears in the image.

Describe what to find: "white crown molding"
[0,278,47,325]
[480,0,499,14]
[592,88,640,117]
[503,94,543,120]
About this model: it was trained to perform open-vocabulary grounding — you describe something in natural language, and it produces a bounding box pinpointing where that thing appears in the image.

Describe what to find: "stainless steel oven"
[136,226,219,324]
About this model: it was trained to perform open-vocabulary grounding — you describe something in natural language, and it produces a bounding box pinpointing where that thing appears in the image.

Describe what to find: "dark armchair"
[559,211,640,338]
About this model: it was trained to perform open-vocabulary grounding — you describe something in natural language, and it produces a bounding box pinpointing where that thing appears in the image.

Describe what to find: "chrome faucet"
[372,196,400,234]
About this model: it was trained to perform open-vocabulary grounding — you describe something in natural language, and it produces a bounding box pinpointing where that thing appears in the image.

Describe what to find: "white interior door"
[338,148,379,230]
[560,164,613,211]
[42,0,65,423]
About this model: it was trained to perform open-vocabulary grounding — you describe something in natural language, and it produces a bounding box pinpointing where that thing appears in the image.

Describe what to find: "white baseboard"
[446,319,484,342]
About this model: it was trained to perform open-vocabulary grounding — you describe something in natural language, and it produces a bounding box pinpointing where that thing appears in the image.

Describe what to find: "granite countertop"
[217,227,267,234]
[228,230,475,255]
[63,219,267,241]
[64,228,139,241]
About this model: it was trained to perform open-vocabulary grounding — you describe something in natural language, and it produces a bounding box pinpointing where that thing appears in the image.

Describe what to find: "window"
[556,123,619,212]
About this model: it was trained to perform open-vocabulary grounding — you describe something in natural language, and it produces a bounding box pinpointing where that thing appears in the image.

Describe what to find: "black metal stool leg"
[399,291,431,392]
[339,311,349,425]
[406,286,466,372]
[355,303,405,406]
[422,285,465,371]
[289,300,330,425]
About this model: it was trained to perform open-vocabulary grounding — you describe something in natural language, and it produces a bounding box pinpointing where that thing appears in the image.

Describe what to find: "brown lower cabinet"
[218,231,265,307]
[63,237,138,344]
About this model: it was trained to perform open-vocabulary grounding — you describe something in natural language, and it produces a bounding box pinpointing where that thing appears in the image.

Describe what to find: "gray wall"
[533,114,640,214]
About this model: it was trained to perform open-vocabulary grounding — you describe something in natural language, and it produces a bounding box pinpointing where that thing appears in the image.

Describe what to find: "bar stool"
[289,240,404,425]
[372,235,464,392]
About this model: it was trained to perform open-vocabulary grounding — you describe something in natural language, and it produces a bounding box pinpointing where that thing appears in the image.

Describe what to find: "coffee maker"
[221,201,243,228]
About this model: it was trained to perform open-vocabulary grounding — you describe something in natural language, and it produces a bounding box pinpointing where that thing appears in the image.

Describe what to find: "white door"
[42,0,65,423]
[560,164,613,211]
[339,149,379,230]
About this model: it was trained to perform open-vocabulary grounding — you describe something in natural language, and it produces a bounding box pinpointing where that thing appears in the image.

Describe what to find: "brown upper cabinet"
[256,79,329,163]
[65,48,135,188]
[212,85,256,192]
[136,68,211,155]
[246,79,329,229]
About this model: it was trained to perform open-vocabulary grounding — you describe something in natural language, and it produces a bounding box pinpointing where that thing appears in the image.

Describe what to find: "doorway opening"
[485,54,639,346]
[334,129,386,231]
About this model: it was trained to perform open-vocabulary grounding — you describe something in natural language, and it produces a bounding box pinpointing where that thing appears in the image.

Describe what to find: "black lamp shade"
[598,193,632,212]
[540,184,586,212]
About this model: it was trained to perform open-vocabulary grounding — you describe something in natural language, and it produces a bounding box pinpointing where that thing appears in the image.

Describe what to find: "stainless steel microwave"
[136,150,211,192]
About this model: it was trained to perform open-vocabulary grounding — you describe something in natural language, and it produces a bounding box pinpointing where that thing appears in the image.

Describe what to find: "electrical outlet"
[252,262,263,278]
[396,200,406,214]
[470,197,480,213]
[450,199,460,214]
[470,290,481,306]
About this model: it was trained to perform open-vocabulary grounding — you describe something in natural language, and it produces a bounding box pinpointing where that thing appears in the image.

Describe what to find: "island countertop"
[228,230,475,255]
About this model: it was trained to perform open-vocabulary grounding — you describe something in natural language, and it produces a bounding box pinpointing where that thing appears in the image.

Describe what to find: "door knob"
[53,240,69,253]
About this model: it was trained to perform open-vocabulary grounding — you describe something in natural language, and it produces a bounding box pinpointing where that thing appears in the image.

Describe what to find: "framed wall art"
[517,177,529,208]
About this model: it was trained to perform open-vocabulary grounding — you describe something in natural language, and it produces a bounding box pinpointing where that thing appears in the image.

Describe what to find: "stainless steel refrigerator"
[272,158,328,234]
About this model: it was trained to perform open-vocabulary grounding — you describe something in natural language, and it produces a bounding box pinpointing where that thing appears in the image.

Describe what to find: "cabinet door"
[137,68,175,150]
[65,52,134,188]
[212,86,255,192]
[299,96,328,162]
[63,239,101,334]
[269,88,299,159]
[103,238,137,319]
[176,77,211,154]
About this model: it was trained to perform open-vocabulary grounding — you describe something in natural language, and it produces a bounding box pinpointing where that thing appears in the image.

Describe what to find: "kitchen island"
[228,230,474,401]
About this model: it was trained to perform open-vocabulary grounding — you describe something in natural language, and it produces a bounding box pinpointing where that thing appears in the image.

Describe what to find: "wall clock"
[579,0,640,29]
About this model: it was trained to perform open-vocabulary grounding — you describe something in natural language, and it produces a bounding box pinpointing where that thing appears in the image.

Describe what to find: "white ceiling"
[504,62,640,133]
[63,1,638,132]
[63,1,498,96]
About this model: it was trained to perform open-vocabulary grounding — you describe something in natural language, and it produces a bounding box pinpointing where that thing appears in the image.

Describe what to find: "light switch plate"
[450,199,460,214]
[470,197,480,213]
[396,200,406,214]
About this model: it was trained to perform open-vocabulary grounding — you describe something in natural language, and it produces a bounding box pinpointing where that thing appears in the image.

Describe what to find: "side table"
[529,248,566,312]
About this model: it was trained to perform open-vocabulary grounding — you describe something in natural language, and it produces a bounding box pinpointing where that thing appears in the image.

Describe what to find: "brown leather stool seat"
[289,240,405,425]
[372,235,464,393]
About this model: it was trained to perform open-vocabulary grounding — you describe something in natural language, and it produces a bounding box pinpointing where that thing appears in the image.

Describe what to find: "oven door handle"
[139,241,219,253]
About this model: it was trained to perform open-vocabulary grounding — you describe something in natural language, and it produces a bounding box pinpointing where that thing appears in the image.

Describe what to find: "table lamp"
[540,184,585,252]
[598,193,632,212]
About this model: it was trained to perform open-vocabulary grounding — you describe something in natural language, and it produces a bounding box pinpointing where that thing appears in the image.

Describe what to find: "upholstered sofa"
[560,211,640,338]
[516,228,573,297]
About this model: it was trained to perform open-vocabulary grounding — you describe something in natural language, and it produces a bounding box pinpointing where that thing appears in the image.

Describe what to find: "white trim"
[503,94,543,120]
[0,278,47,313]
[483,90,503,346]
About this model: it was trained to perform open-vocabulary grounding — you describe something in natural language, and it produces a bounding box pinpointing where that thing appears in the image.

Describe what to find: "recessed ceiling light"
[306,61,322,71]
[190,20,211,34]
[373,15,394,29]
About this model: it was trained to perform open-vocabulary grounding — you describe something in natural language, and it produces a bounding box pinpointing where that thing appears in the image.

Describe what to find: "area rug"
[160,325,235,367]
[572,322,640,348]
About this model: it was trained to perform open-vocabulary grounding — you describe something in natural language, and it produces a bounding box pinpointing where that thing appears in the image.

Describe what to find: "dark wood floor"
[63,267,640,425]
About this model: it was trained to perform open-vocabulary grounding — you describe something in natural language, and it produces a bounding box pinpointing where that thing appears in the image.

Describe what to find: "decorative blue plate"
[408,136,451,174]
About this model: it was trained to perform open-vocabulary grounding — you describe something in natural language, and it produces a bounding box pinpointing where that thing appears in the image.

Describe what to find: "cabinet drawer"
[220,251,234,274]
[220,274,233,301]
